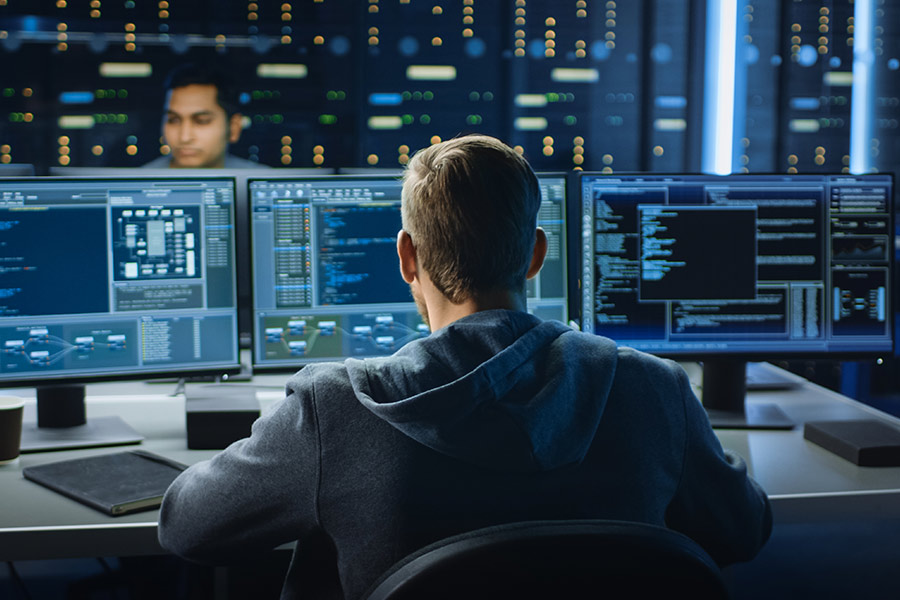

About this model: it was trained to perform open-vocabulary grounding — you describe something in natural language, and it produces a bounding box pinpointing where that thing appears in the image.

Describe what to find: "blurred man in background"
[144,63,260,169]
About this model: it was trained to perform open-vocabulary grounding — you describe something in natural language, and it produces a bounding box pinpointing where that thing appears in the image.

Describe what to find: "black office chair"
[364,519,729,600]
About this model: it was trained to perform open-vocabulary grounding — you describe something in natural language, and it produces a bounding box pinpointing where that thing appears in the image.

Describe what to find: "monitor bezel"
[0,175,245,388]
[571,170,896,361]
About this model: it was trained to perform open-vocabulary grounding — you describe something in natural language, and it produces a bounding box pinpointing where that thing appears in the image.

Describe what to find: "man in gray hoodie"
[159,135,771,599]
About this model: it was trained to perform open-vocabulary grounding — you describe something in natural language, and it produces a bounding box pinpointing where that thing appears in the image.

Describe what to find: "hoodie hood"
[346,310,619,472]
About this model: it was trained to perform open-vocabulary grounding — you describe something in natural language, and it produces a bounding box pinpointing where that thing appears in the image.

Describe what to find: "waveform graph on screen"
[357,0,506,168]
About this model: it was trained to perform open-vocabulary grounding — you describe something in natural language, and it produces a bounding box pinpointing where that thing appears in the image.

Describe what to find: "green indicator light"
[402,91,412,101]
[253,90,263,100]
[483,92,494,101]
[423,91,434,100]
[326,90,337,101]
[272,114,284,124]
[402,114,414,125]
[469,91,480,101]
[564,115,577,125]
[412,91,423,101]
[263,90,273,100]
[547,93,560,102]
[319,114,338,125]
[118,89,128,99]
[253,114,264,123]
[337,91,346,100]
[3,89,14,98]
[420,114,431,124]
[117,114,128,124]
[96,90,106,99]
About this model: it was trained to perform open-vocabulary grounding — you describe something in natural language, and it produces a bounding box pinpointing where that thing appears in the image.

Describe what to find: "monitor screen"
[49,167,335,348]
[250,173,568,370]
[0,176,241,383]
[576,173,893,357]
[0,176,242,449]
[575,173,894,428]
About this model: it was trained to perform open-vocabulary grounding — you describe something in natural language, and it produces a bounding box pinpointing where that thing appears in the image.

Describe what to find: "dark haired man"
[159,135,771,599]
[144,63,259,169]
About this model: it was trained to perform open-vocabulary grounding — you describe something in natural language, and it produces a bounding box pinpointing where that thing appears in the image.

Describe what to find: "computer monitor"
[574,172,894,429]
[249,173,569,370]
[50,166,334,349]
[0,177,241,451]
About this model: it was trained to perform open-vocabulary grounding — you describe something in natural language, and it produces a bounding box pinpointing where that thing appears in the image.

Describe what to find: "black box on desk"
[804,419,900,466]
[185,387,260,450]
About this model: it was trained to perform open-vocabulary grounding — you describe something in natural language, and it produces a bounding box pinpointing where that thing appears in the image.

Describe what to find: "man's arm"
[664,365,773,566]
[158,372,320,563]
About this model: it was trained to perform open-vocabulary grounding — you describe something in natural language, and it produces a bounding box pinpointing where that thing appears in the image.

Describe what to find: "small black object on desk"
[185,385,260,450]
[803,419,900,467]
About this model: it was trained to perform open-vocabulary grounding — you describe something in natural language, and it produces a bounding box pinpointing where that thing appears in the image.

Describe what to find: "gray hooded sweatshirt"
[159,309,771,600]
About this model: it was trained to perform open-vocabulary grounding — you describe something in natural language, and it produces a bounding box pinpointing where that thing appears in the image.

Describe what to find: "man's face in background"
[162,83,241,168]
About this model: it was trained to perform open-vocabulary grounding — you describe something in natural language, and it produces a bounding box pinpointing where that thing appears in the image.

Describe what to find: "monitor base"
[706,403,794,430]
[20,415,144,453]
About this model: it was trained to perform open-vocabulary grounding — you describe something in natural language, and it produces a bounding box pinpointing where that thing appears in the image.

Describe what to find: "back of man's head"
[163,62,240,117]
[401,135,542,304]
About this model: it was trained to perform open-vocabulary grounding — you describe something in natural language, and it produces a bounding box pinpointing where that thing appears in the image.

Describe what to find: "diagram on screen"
[261,312,428,361]
[112,206,202,281]
[1,324,135,373]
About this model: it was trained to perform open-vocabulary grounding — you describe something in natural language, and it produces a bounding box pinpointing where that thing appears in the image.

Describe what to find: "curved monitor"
[575,172,894,428]
[249,173,569,371]
[0,176,241,450]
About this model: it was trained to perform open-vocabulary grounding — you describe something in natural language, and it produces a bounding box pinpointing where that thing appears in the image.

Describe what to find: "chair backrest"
[364,519,729,600]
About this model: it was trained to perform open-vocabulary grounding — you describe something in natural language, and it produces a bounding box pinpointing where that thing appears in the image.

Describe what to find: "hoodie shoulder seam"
[305,366,325,529]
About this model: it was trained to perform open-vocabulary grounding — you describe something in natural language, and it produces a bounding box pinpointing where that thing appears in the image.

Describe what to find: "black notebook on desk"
[23,450,188,516]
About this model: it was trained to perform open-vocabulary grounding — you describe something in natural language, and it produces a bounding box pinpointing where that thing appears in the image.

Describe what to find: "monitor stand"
[19,384,143,453]
[702,360,794,430]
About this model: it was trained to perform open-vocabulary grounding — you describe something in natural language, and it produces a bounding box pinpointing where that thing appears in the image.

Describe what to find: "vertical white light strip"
[702,0,739,175]
[849,0,875,174]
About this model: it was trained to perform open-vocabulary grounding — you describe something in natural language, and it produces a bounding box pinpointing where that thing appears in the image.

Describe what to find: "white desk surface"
[1,365,899,561]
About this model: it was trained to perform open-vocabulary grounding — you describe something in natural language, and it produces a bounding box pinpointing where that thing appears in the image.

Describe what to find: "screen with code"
[0,177,240,384]
[250,173,568,369]
[576,173,893,357]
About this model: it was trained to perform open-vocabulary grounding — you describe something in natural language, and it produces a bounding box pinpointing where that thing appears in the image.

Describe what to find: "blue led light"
[398,36,418,57]
[790,97,821,111]
[329,35,351,57]
[59,92,95,105]
[590,41,610,61]
[797,45,818,67]
[651,43,673,64]
[368,93,403,106]
[655,96,687,109]
[464,37,486,59]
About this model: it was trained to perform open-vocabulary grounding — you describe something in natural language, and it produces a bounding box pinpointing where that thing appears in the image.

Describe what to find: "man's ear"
[526,227,548,280]
[228,113,243,143]
[397,229,417,284]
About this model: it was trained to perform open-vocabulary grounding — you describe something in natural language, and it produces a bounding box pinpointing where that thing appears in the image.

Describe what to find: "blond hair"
[401,135,541,303]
